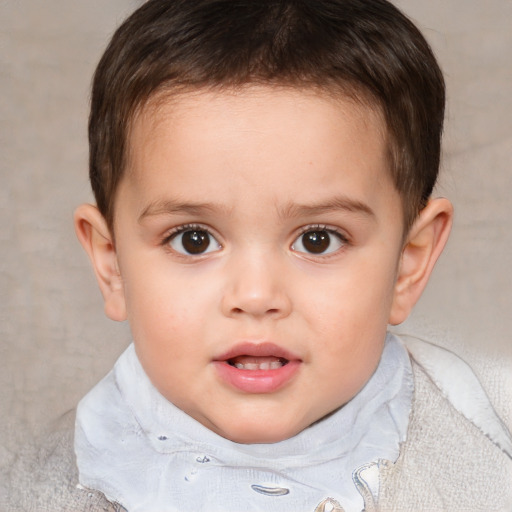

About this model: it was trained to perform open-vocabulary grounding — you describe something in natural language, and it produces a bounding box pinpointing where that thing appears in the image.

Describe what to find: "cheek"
[299,259,397,354]
[307,263,395,317]
[346,250,399,310]
[123,265,220,350]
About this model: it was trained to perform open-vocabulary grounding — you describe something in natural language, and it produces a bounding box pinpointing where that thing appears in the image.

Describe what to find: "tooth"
[231,358,286,370]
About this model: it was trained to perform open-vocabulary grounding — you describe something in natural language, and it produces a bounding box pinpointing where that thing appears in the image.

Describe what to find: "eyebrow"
[138,195,375,223]
[278,196,376,220]
[138,199,230,222]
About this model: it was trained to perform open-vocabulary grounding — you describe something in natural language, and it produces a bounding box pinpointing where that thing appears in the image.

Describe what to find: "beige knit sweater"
[6,360,512,511]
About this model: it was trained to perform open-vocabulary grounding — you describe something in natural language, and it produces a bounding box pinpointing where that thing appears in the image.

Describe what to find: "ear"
[389,198,453,325]
[74,204,127,322]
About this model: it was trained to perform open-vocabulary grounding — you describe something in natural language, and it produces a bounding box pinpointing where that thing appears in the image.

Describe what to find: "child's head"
[88,0,445,234]
[75,0,452,444]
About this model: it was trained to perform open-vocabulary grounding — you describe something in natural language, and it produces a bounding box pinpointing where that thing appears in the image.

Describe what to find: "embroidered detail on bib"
[314,497,345,512]
[251,484,290,496]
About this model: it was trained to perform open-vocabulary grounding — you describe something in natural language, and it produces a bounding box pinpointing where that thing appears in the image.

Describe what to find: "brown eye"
[292,229,345,255]
[182,230,210,254]
[169,229,221,255]
[303,231,330,253]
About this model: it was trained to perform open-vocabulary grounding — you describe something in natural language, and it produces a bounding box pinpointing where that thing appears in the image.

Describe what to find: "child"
[11,0,512,510]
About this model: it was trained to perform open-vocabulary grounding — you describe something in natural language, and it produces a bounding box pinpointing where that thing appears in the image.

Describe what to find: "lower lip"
[213,360,301,394]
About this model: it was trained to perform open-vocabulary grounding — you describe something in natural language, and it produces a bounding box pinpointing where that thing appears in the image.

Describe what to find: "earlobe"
[389,198,453,325]
[74,204,127,322]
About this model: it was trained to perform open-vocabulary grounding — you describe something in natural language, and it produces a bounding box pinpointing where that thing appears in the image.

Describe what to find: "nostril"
[222,285,291,319]
[230,306,281,315]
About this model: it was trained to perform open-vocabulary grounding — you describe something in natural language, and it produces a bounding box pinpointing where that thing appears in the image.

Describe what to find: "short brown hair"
[89,0,445,232]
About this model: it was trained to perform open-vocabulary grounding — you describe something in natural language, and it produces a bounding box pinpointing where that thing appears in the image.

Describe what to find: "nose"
[221,252,292,319]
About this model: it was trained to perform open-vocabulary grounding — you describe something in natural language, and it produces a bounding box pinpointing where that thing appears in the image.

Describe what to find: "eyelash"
[296,224,349,243]
[161,223,212,245]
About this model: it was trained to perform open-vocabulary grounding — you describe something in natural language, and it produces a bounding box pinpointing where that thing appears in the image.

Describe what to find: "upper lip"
[213,342,301,363]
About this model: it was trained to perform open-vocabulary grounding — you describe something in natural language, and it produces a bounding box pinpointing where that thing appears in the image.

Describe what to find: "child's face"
[112,86,406,443]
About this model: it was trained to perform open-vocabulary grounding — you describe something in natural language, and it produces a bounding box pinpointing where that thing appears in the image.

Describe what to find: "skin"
[75,86,453,444]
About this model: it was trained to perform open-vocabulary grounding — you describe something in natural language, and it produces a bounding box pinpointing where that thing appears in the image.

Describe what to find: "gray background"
[1,0,511,477]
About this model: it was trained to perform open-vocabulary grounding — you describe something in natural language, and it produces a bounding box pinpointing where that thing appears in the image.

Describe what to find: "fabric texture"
[5,336,512,511]
[6,410,120,512]
[377,361,512,510]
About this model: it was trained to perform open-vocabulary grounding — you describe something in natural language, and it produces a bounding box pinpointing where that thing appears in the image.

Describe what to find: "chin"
[217,420,303,445]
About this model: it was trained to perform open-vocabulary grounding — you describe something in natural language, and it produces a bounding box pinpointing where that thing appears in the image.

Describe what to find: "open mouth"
[214,344,300,393]
[227,356,289,371]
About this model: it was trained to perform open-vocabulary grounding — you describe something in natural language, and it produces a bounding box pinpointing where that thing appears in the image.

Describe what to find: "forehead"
[122,85,396,219]
[129,85,387,164]
[132,84,384,140]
